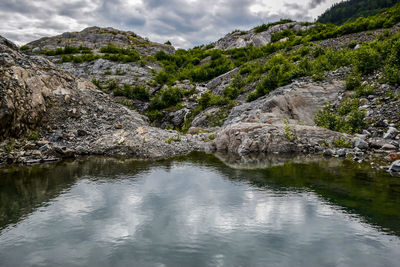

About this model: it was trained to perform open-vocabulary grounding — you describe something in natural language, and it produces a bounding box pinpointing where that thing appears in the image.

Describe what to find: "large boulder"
[213,121,345,155]
[224,75,344,127]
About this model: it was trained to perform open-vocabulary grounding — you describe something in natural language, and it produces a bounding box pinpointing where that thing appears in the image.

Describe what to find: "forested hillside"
[318,0,399,25]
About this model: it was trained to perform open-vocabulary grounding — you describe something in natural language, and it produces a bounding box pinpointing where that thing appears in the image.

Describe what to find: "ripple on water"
[1,157,400,266]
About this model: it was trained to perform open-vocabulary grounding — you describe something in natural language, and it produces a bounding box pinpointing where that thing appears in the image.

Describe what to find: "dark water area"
[1,153,400,266]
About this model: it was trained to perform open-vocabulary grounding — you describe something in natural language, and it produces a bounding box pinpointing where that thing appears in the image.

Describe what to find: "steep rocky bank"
[0,35,206,165]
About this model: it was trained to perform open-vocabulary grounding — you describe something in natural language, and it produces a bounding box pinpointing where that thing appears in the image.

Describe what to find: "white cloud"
[0,0,342,48]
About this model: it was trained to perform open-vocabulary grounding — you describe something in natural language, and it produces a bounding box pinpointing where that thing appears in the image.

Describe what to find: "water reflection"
[0,153,400,266]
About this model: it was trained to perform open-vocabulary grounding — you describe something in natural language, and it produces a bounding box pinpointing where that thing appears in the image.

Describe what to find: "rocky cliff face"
[23,27,174,112]
[0,35,69,137]
[0,35,207,164]
[214,22,313,50]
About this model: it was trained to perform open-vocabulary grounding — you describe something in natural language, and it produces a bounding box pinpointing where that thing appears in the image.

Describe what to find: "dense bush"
[317,0,399,25]
[223,74,245,99]
[149,87,183,110]
[41,45,91,56]
[19,45,29,51]
[198,91,229,109]
[315,98,366,133]
[345,72,362,90]
[114,84,150,101]
[352,46,380,74]
[383,39,400,84]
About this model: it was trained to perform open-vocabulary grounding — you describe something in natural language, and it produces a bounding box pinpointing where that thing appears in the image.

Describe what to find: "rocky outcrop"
[213,122,345,155]
[0,35,207,165]
[224,69,347,126]
[0,36,68,137]
[23,27,173,108]
[26,26,174,56]
[214,22,313,50]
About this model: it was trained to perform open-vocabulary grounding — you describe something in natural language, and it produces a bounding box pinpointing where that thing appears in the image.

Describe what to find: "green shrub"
[155,50,171,61]
[29,131,40,141]
[315,98,366,134]
[106,80,119,91]
[114,84,150,101]
[149,87,183,110]
[147,110,164,121]
[355,84,375,97]
[20,45,29,51]
[223,74,245,99]
[312,72,326,82]
[348,40,357,49]
[92,78,102,89]
[383,65,400,84]
[333,137,352,148]
[198,91,229,109]
[353,46,380,74]
[345,72,362,90]
[63,46,80,54]
[155,71,171,85]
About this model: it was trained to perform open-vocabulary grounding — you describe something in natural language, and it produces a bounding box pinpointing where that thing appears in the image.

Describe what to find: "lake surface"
[1,153,400,266]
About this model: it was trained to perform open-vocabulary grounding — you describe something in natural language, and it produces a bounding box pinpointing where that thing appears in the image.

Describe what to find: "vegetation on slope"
[318,0,399,25]
[23,4,400,134]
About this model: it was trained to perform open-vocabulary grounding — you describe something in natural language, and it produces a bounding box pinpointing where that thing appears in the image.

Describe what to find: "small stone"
[69,108,77,117]
[383,127,398,139]
[64,95,71,104]
[114,123,123,129]
[352,137,368,150]
[39,144,51,152]
[376,120,388,127]
[362,130,371,136]
[359,98,369,106]
[323,149,334,157]
[355,151,364,158]
[389,160,400,172]
[337,149,346,157]
[382,143,397,151]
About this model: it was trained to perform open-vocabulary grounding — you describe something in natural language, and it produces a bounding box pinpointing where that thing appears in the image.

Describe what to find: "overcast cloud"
[0,0,340,48]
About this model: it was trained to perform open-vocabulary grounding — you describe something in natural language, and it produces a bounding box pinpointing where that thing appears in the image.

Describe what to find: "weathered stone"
[389,160,400,172]
[382,143,397,151]
[352,137,369,150]
[323,149,334,157]
[383,127,399,139]
[385,153,400,162]
[337,149,347,157]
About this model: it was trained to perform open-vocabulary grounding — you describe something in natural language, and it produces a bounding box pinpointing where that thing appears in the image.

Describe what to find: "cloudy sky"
[0,0,341,48]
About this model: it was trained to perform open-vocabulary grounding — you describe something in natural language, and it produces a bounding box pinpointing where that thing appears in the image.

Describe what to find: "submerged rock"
[389,160,400,173]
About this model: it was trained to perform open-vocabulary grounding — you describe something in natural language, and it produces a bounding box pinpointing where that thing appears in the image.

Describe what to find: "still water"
[1,153,400,266]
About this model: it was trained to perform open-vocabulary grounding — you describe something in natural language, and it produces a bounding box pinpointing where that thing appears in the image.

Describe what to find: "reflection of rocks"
[214,152,332,169]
